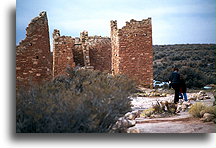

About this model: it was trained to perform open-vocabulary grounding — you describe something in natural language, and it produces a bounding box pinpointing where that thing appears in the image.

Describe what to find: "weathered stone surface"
[110,18,153,87]
[16,11,52,88]
[88,36,112,73]
[189,91,211,101]
[16,12,153,89]
[127,127,140,133]
[125,110,140,120]
[52,29,75,77]
[124,112,134,120]
[113,116,136,131]
[200,113,215,122]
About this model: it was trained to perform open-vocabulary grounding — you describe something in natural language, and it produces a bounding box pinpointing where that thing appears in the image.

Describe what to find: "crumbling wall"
[16,11,153,88]
[73,31,112,72]
[110,20,120,75]
[88,36,112,73]
[110,18,153,87]
[73,37,84,66]
[52,29,75,77]
[80,31,92,69]
[16,11,52,88]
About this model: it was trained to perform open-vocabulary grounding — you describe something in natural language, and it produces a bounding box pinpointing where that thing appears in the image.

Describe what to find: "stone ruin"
[16,11,153,88]
[16,12,52,87]
[111,18,153,86]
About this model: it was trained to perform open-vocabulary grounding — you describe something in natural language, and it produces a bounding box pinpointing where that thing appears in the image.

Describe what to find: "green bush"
[153,44,216,88]
[180,66,206,88]
[16,68,136,133]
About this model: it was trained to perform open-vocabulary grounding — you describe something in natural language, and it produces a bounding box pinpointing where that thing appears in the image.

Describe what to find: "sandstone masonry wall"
[52,29,75,77]
[88,36,112,73]
[16,11,153,88]
[110,18,153,87]
[110,20,120,75]
[73,37,84,66]
[16,12,52,87]
[72,31,112,72]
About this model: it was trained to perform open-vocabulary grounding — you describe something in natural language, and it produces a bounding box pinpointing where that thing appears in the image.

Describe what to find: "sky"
[16,0,216,46]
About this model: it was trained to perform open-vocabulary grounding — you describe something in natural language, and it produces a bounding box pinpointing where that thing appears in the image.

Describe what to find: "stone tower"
[16,11,52,87]
[110,18,153,87]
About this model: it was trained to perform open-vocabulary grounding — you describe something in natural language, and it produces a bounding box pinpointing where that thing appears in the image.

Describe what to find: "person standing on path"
[179,75,188,101]
[169,67,181,104]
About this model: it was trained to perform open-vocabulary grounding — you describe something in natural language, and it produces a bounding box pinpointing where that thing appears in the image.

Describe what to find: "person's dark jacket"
[179,78,187,93]
[169,71,180,84]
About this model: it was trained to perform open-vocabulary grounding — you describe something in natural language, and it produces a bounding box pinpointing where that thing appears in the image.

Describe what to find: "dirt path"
[132,119,215,133]
[129,92,216,133]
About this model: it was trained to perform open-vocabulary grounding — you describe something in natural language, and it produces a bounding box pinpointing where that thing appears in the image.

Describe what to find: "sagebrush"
[153,44,216,88]
[16,68,136,133]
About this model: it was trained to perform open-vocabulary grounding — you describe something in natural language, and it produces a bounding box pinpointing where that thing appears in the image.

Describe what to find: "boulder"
[181,104,187,112]
[124,112,134,120]
[127,128,140,133]
[189,94,197,101]
[114,117,136,129]
[128,120,136,127]
[200,113,215,122]
[200,110,206,117]
[125,111,139,120]
[198,91,207,96]
[182,101,192,107]
[176,105,182,113]
[132,110,140,118]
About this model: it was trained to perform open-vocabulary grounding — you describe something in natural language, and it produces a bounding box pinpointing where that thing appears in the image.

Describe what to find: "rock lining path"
[129,92,216,133]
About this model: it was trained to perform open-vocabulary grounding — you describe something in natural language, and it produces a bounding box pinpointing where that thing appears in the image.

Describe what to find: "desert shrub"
[153,44,216,88]
[188,103,207,118]
[140,108,155,117]
[202,106,216,116]
[140,101,177,118]
[16,68,136,133]
[180,66,206,88]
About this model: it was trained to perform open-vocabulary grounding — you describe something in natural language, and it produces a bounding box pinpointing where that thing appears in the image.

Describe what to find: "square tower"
[110,18,153,87]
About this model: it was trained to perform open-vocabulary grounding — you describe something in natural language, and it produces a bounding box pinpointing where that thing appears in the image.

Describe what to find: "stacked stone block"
[16,11,52,87]
[73,31,112,72]
[110,18,153,87]
[16,11,153,88]
[80,31,92,69]
[110,20,120,75]
[88,36,112,73]
[52,29,76,77]
[73,37,85,66]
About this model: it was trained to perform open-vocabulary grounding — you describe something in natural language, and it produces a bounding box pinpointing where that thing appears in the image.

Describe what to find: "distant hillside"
[153,44,216,88]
